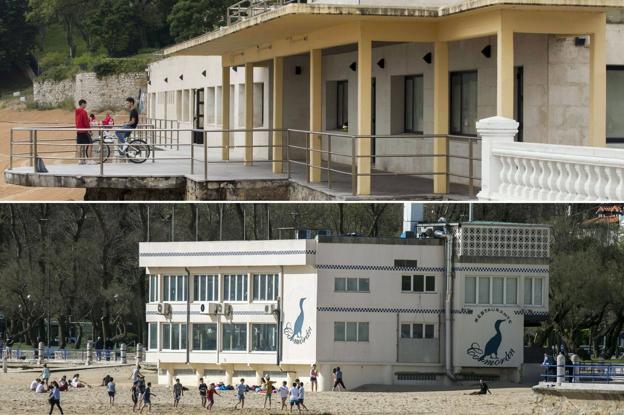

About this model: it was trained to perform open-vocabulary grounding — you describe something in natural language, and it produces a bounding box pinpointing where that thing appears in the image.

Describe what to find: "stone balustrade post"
[85,341,93,366]
[120,343,127,364]
[556,352,566,386]
[135,343,143,365]
[476,116,519,200]
[37,342,45,365]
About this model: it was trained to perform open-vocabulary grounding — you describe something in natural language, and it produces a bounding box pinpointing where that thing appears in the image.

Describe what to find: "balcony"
[227,0,306,26]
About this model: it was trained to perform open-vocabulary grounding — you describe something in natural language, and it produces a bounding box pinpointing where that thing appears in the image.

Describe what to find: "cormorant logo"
[466,308,515,366]
[284,297,312,345]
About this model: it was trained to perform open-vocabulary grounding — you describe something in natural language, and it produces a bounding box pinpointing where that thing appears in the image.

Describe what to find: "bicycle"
[92,128,151,164]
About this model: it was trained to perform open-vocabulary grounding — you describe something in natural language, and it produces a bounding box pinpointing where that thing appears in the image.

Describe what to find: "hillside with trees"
[0,0,235,88]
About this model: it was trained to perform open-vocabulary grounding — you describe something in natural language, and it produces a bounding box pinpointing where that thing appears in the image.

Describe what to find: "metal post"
[177,121,180,151]
[100,130,104,176]
[286,130,291,179]
[328,134,332,189]
[2,351,6,373]
[191,136,195,175]
[29,130,33,168]
[468,138,474,198]
[306,133,310,183]
[445,135,450,193]
[159,120,162,146]
[351,137,357,196]
[33,131,38,173]
[9,129,13,169]
[204,130,208,181]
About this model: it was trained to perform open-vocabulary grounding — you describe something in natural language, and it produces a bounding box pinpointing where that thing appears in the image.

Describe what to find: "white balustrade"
[478,116,624,201]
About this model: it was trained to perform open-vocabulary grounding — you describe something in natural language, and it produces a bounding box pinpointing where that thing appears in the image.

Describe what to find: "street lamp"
[39,218,51,350]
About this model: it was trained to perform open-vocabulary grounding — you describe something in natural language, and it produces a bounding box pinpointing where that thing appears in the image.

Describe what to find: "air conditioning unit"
[223,304,233,317]
[264,304,278,314]
[157,303,172,318]
[199,302,222,315]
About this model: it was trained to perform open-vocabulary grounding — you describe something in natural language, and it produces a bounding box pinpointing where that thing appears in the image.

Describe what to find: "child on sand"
[199,377,208,407]
[42,364,50,386]
[30,378,39,391]
[173,378,184,407]
[107,377,115,406]
[289,382,301,413]
[279,381,289,410]
[140,382,155,413]
[36,379,46,393]
[206,383,220,411]
[234,378,246,409]
[48,381,63,415]
[298,382,308,410]
[468,379,492,395]
[263,375,276,409]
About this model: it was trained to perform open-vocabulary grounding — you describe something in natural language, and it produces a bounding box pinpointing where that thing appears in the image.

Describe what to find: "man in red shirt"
[75,99,92,164]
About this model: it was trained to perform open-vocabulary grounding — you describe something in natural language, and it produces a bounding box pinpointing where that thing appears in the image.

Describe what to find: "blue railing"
[541,362,624,384]
[2,347,123,362]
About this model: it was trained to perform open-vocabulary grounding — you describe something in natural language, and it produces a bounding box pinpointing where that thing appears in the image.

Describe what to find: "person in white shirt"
[298,382,308,410]
[30,378,39,391]
[278,381,289,410]
[289,382,301,413]
[234,378,246,410]
[36,380,46,393]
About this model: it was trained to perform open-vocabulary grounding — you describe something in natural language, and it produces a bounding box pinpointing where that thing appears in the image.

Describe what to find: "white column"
[476,116,518,200]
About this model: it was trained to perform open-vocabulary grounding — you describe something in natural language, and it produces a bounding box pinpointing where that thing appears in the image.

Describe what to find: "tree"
[0,0,37,72]
[167,0,232,43]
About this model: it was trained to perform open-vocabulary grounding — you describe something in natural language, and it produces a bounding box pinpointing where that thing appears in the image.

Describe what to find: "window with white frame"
[222,323,247,351]
[161,323,187,350]
[523,277,543,306]
[400,323,435,339]
[162,275,187,302]
[148,322,158,350]
[192,323,217,351]
[334,277,370,293]
[401,275,435,293]
[334,322,369,342]
[251,324,277,351]
[194,275,219,302]
[465,276,518,305]
[148,275,158,303]
[223,274,248,302]
[252,274,279,301]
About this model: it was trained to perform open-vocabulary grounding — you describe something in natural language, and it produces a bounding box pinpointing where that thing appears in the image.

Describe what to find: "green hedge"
[38,53,152,81]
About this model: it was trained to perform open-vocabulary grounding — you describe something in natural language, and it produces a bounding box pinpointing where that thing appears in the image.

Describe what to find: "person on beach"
[298,382,308,410]
[263,375,276,409]
[71,374,87,388]
[107,377,115,406]
[198,377,208,407]
[279,381,289,410]
[131,364,142,382]
[234,378,246,410]
[131,380,140,411]
[75,99,92,164]
[310,364,318,392]
[469,379,492,395]
[48,381,63,414]
[289,382,301,413]
[139,382,155,413]
[173,378,184,407]
[42,363,50,387]
[206,383,220,411]
[89,113,97,128]
[334,367,346,391]
[58,376,68,391]
[5,335,14,359]
[36,379,46,393]
[30,378,39,391]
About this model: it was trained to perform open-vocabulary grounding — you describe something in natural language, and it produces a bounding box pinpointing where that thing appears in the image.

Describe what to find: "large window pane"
[413,324,423,339]
[426,276,435,292]
[524,278,533,305]
[252,324,277,351]
[346,322,358,341]
[335,278,346,292]
[607,68,624,140]
[149,323,158,350]
[358,322,369,342]
[194,275,200,301]
[424,324,434,339]
[402,275,412,291]
[253,274,260,300]
[347,278,358,292]
[163,276,170,301]
[162,323,171,349]
[450,71,478,135]
[506,278,518,305]
[358,278,370,292]
[534,278,543,306]
[465,277,477,304]
[478,277,490,304]
[413,275,424,292]
[337,81,348,129]
[222,324,247,351]
[401,324,411,339]
[492,277,504,304]
[172,323,180,350]
[451,73,463,134]
[405,76,414,132]
[334,322,345,341]
[193,324,217,351]
[224,275,248,301]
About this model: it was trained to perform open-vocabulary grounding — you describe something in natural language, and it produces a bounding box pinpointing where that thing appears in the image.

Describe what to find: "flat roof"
[163,0,621,56]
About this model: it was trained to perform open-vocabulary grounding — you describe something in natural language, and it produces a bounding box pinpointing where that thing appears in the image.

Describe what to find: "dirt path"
[0,107,86,201]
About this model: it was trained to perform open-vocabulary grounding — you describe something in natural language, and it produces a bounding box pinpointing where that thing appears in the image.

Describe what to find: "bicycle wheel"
[91,139,111,163]
[126,139,150,164]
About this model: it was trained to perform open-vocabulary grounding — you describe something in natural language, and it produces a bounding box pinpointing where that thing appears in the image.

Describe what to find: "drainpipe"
[434,225,456,381]
[278,265,284,367]
[185,267,191,365]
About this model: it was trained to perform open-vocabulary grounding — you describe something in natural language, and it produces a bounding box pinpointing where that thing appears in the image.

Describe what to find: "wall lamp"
[295,66,302,75]
[422,52,432,64]
[481,45,492,59]
[179,74,184,81]
[201,70,207,77]
[349,62,357,72]
[377,58,385,69]
[164,77,168,83]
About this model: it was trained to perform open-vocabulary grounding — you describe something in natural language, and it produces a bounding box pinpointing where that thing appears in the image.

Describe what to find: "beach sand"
[0,364,560,415]
[0,106,86,201]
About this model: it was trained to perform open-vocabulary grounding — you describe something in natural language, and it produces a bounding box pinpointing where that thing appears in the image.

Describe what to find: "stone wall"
[33,72,147,111]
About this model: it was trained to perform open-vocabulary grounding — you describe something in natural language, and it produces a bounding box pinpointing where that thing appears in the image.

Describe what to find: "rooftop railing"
[227,0,306,25]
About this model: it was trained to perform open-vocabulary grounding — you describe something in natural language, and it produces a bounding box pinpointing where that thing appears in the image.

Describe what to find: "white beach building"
[139,215,550,389]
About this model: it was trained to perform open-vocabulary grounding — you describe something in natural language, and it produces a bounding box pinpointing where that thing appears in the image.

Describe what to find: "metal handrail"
[227,0,304,25]
[541,362,624,384]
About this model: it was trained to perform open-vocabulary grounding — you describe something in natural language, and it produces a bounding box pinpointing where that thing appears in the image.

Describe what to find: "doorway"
[193,88,205,144]
[514,66,524,142]
[372,78,376,164]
